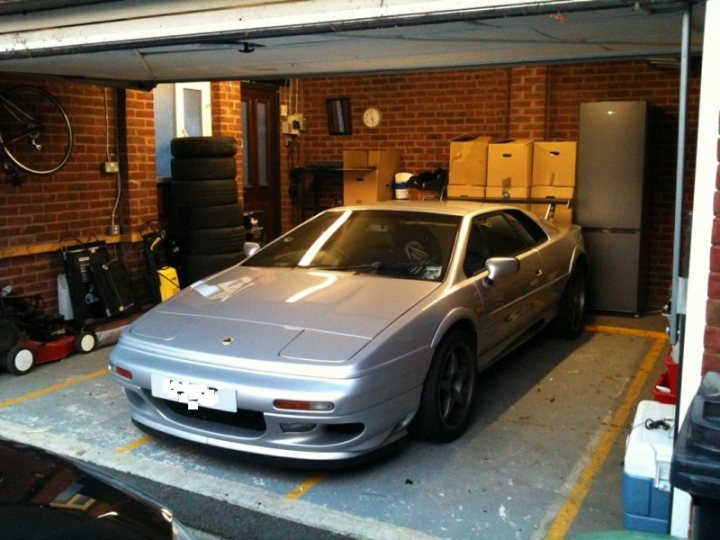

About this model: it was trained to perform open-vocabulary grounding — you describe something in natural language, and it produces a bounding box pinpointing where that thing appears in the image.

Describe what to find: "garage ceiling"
[0,0,705,87]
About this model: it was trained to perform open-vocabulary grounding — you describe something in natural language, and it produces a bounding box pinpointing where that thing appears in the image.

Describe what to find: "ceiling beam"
[0,0,667,59]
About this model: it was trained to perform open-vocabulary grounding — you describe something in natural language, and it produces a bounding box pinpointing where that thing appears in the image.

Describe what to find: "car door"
[463,212,546,354]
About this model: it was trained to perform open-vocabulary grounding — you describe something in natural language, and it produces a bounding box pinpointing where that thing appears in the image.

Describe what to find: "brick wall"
[547,62,700,308]
[1,78,133,307]
[294,60,700,309]
[279,84,293,233]
[0,59,701,316]
[297,69,512,171]
[211,80,243,208]
[705,112,720,373]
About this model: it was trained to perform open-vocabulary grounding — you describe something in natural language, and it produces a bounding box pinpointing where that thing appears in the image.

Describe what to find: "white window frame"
[174,82,212,137]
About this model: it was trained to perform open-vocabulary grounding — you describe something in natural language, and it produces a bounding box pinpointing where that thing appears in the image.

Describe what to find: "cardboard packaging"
[448,134,493,186]
[447,185,485,199]
[486,186,530,209]
[532,141,577,187]
[487,139,534,188]
[530,186,575,223]
[343,150,401,204]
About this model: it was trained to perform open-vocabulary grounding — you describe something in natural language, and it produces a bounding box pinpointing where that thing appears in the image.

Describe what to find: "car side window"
[463,213,527,276]
[505,209,548,247]
[464,222,490,276]
[483,214,526,256]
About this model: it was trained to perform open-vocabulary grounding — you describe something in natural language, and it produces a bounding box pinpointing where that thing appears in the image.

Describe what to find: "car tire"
[174,204,243,230]
[170,157,237,181]
[171,179,238,208]
[170,136,237,158]
[409,329,477,442]
[6,345,35,375]
[178,226,246,255]
[550,263,587,339]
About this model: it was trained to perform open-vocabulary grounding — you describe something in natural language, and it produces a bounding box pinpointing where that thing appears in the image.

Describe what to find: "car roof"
[328,199,516,217]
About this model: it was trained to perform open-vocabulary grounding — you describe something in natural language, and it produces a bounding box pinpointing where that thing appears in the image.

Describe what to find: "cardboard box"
[623,400,675,534]
[530,186,575,224]
[486,186,530,209]
[448,134,493,186]
[343,150,401,204]
[447,185,485,199]
[487,139,534,187]
[532,141,577,187]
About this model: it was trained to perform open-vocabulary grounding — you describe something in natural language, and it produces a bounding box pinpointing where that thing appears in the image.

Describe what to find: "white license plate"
[151,374,237,412]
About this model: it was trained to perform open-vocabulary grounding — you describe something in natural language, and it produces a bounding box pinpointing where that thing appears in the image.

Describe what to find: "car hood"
[128,266,438,363]
[0,438,174,538]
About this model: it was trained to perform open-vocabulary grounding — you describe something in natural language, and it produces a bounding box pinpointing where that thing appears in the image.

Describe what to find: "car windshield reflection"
[242,209,461,282]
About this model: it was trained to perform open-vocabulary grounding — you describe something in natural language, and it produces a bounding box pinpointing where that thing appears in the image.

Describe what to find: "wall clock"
[362,107,382,128]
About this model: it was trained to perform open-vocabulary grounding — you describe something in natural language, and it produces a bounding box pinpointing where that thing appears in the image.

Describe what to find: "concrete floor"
[0,313,671,539]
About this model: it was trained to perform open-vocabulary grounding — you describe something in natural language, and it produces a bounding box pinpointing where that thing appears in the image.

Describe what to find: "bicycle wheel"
[0,85,73,175]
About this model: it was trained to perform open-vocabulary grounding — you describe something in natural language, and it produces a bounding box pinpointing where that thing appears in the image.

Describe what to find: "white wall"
[672,0,720,535]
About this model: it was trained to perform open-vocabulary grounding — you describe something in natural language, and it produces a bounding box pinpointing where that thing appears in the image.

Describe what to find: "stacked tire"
[169,136,245,286]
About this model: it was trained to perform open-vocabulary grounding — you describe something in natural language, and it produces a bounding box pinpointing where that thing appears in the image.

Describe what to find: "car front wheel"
[410,329,477,442]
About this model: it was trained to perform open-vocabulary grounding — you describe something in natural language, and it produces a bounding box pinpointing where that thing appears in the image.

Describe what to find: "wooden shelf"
[0,232,143,260]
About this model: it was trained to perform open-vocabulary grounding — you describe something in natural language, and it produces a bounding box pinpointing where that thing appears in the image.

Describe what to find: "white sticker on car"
[151,374,237,412]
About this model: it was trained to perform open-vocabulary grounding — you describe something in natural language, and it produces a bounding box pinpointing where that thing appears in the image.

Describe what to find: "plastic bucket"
[394,172,412,200]
[664,352,679,394]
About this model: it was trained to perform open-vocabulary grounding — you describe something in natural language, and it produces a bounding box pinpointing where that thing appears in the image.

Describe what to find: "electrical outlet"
[282,118,300,136]
[103,161,120,174]
[289,113,305,132]
[284,113,304,135]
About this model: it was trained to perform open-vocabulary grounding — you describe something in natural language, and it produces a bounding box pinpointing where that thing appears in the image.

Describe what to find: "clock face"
[362,108,381,128]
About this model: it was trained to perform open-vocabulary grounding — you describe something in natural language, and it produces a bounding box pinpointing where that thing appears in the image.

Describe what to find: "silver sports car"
[110,200,586,460]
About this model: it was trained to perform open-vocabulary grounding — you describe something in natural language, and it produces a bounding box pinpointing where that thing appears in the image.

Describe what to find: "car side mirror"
[483,257,520,287]
[243,241,261,258]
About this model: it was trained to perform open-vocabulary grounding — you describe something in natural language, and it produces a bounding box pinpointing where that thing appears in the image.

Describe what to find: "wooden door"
[241,83,280,241]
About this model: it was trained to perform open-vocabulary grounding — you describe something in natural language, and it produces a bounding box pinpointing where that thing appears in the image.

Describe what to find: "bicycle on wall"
[0,85,74,184]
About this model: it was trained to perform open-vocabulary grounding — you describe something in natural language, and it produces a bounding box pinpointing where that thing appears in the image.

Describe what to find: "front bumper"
[109,343,426,460]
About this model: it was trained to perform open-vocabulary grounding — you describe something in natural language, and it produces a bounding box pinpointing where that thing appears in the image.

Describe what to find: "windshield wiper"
[299,261,383,273]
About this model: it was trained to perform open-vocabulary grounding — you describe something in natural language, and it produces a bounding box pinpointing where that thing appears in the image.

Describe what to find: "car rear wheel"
[410,329,477,442]
[550,263,586,339]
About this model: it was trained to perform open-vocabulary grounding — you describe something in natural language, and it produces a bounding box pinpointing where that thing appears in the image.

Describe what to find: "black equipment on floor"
[61,241,136,321]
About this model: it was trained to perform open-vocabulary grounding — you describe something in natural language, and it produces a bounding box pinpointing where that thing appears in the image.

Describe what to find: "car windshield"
[243,209,461,282]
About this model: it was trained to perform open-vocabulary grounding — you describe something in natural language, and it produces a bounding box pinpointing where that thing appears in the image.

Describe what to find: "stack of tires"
[169,136,246,286]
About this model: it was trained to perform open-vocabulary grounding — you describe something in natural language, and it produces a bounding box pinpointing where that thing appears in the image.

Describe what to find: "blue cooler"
[623,400,675,533]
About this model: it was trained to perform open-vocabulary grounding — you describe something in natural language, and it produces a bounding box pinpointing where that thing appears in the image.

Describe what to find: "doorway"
[241,82,281,241]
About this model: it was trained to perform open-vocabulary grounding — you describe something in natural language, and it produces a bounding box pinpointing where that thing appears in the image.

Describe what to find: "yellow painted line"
[115,434,154,455]
[286,474,326,500]
[545,335,667,539]
[0,368,108,409]
[585,324,668,340]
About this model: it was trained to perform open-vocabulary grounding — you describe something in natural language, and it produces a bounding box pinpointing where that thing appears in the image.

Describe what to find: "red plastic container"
[664,353,679,395]
[653,371,677,404]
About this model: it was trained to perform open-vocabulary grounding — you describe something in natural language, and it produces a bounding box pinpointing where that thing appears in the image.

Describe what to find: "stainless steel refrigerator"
[575,101,648,314]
